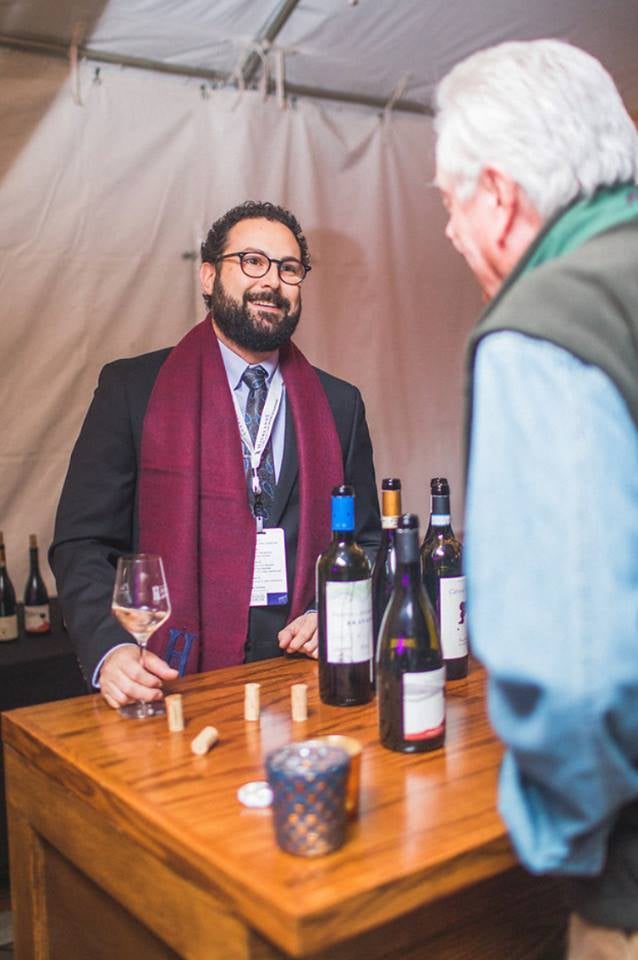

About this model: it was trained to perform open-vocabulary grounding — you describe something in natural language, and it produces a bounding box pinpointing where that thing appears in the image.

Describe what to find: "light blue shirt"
[217,338,286,481]
[466,331,638,876]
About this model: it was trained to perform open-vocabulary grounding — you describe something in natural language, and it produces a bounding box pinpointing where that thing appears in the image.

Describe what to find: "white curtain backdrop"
[0,48,481,593]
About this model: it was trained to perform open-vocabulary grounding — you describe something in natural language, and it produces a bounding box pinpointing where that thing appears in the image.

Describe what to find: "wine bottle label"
[0,614,18,641]
[24,604,51,633]
[402,669,445,741]
[431,514,451,526]
[439,576,467,659]
[381,515,399,530]
[325,580,373,664]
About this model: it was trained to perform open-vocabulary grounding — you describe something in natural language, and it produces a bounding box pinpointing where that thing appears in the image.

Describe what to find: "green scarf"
[522,183,638,276]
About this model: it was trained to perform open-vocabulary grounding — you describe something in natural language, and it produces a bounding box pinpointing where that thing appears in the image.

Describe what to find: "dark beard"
[211,275,301,352]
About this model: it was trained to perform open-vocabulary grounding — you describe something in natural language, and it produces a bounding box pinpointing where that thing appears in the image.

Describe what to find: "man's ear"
[200,261,216,295]
[480,166,519,247]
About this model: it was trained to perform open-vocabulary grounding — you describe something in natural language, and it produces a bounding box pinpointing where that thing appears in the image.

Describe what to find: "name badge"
[250,527,288,607]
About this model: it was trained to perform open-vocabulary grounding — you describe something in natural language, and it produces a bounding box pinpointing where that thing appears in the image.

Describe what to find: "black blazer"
[50,348,381,684]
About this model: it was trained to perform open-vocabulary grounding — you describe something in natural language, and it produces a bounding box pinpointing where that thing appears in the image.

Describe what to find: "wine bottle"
[377,513,445,753]
[0,532,18,642]
[23,534,51,634]
[371,478,402,687]
[420,480,468,680]
[423,477,451,549]
[317,484,373,707]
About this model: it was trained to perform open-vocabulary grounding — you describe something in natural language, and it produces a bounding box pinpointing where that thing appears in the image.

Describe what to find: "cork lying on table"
[190,726,219,756]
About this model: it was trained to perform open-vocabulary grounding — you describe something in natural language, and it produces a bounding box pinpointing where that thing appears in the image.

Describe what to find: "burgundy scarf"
[139,318,343,672]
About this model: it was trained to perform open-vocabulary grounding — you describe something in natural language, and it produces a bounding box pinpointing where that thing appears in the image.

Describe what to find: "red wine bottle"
[371,478,402,687]
[23,534,51,634]
[0,532,18,642]
[378,513,445,753]
[421,480,467,680]
[317,484,373,707]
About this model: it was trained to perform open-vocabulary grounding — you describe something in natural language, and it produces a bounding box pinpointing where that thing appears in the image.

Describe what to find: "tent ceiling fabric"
[1,0,638,113]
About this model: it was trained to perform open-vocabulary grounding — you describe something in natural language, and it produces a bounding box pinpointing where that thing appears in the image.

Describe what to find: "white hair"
[435,40,638,220]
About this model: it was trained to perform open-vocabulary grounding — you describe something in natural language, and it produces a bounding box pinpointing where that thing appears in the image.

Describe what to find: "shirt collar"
[217,337,279,391]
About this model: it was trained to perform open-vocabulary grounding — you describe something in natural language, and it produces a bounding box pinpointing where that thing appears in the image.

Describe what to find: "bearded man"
[51,201,380,709]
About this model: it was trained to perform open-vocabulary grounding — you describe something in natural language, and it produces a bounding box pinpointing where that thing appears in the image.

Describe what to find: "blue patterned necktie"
[241,365,276,522]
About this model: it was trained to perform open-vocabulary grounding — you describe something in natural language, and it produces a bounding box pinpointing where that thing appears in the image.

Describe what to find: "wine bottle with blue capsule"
[378,513,445,753]
[317,484,373,707]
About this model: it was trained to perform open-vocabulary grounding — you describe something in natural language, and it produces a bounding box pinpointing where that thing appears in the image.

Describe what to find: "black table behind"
[0,599,87,883]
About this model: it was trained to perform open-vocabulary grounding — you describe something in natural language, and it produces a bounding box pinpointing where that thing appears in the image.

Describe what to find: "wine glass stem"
[138,641,149,717]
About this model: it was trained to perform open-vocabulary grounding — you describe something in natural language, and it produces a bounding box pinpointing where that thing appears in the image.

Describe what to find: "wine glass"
[111,554,171,719]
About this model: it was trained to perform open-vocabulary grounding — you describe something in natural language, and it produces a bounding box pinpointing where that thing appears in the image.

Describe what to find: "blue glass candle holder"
[266,740,350,857]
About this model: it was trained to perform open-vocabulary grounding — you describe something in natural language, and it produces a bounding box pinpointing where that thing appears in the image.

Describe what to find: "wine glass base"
[119,700,166,719]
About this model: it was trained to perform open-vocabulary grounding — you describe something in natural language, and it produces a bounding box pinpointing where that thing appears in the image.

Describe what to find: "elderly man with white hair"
[435,40,638,959]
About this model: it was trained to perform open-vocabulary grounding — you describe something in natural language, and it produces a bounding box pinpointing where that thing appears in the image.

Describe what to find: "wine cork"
[165,694,184,733]
[244,682,261,721]
[290,683,308,722]
[190,726,219,756]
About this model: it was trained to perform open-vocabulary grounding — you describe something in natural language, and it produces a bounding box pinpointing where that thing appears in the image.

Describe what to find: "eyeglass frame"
[214,250,311,285]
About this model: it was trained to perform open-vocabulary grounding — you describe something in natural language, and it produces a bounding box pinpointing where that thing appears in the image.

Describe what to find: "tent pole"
[241,0,302,88]
[0,30,431,116]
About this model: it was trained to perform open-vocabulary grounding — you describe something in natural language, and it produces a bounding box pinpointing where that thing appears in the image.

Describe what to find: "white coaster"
[237,781,273,808]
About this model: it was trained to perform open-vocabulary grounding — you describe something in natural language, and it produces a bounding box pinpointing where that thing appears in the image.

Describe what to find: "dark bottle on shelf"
[421,480,467,680]
[317,484,374,707]
[371,478,402,687]
[378,513,445,753]
[23,534,51,634]
[0,531,18,642]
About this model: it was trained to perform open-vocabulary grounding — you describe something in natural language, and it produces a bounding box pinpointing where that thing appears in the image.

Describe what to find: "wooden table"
[3,658,567,960]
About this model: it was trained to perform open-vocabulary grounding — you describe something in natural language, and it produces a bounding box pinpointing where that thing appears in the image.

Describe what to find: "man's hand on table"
[278,611,318,659]
[99,645,179,709]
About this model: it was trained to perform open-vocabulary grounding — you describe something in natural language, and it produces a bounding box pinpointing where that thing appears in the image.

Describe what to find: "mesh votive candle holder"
[266,740,349,857]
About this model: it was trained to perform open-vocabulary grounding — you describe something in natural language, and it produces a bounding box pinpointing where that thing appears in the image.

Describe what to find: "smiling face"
[200,217,303,359]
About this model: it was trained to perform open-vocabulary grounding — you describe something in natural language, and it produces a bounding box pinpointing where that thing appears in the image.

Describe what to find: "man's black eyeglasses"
[215,251,310,285]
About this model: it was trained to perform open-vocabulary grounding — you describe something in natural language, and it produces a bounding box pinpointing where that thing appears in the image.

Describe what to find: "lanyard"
[232,367,284,529]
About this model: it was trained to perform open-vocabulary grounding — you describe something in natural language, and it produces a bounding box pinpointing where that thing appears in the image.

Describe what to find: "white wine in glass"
[111,553,171,719]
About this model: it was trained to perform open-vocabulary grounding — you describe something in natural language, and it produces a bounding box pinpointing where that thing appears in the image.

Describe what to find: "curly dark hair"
[202,198,309,264]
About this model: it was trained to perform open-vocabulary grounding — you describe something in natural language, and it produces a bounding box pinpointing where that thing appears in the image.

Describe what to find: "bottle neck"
[430,493,453,534]
[0,545,6,568]
[331,495,355,537]
[395,528,421,586]
[395,559,422,591]
[381,489,401,529]
[430,493,449,516]
[430,518,453,536]
[332,529,355,544]
[29,546,39,572]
